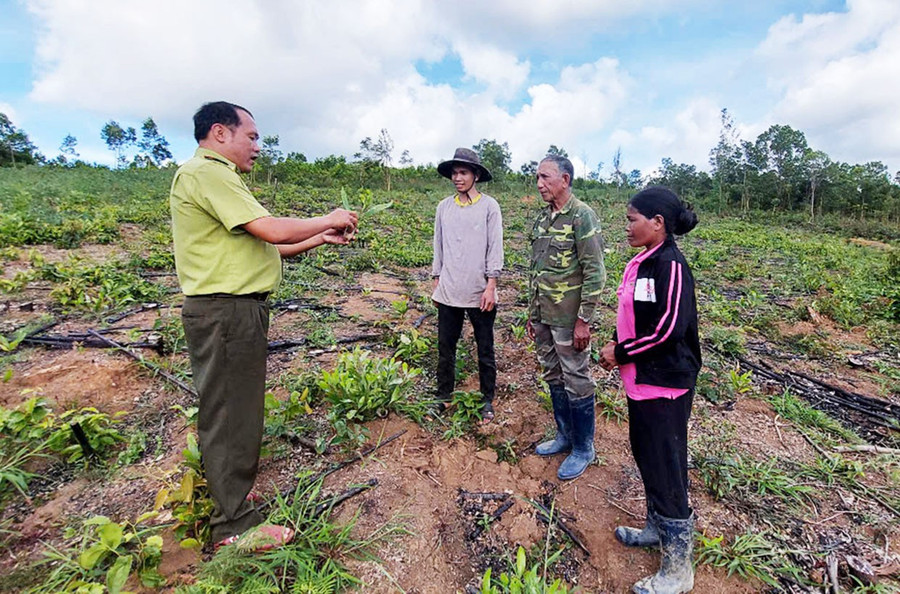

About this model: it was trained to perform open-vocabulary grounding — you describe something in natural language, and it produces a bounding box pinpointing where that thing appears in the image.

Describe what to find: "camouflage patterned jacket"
[529,196,606,327]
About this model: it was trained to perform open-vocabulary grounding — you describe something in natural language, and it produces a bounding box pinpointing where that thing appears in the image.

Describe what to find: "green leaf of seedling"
[515,546,526,576]
[145,535,164,550]
[98,521,124,549]
[179,537,201,549]
[135,511,158,524]
[106,554,133,594]
[364,201,393,216]
[341,187,351,211]
[79,543,107,570]
[84,515,111,526]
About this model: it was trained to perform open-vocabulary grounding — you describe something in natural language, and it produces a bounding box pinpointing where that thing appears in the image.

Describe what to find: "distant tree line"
[653,109,900,222]
[0,113,173,169]
[2,109,899,221]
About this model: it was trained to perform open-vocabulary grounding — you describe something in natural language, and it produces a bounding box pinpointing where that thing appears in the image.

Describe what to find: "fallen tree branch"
[261,430,407,512]
[526,497,590,557]
[471,499,515,539]
[268,333,382,353]
[104,303,160,325]
[413,313,433,328]
[286,431,333,455]
[708,345,900,443]
[459,490,511,501]
[834,445,900,455]
[86,329,196,396]
[313,478,378,518]
[270,299,338,312]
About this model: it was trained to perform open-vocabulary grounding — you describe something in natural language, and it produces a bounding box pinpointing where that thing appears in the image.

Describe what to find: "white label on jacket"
[635,278,656,302]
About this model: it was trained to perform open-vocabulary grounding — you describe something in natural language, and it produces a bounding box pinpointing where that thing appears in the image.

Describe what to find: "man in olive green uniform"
[528,154,605,481]
[170,101,357,547]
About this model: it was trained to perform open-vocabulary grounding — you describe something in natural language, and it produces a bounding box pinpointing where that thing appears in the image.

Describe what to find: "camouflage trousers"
[533,321,596,399]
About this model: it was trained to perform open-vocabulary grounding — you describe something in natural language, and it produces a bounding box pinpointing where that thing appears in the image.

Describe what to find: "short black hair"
[541,154,574,187]
[193,101,253,142]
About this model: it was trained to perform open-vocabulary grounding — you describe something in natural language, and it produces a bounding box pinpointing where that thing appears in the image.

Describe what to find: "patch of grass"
[696,530,813,589]
[595,389,626,424]
[705,325,747,356]
[178,478,405,593]
[769,389,861,445]
[693,452,815,509]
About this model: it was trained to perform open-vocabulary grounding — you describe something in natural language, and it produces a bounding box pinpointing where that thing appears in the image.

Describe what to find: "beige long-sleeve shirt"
[431,193,503,308]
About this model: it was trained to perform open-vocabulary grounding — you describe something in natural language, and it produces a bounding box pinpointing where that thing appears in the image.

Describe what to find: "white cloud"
[757,0,900,169]
[23,0,897,175]
[0,103,19,124]
[454,42,530,100]
[624,97,720,174]
[499,58,633,167]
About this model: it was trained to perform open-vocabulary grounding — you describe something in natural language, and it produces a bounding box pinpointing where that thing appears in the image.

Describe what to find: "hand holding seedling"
[321,227,354,245]
[328,208,358,237]
[340,187,392,238]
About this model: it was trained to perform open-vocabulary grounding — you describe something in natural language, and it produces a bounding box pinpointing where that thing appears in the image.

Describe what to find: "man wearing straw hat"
[431,147,504,423]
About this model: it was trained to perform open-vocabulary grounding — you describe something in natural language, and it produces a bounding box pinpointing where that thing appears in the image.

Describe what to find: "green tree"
[611,147,628,198]
[650,158,712,202]
[0,113,43,166]
[709,108,741,212]
[626,169,643,188]
[256,134,283,183]
[546,145,568,158]
[520,160,538,177]
[802,149,830,221]
[356,128,395,191]
[137,117,172,167]
[101,120,136,168]
[754,124,808,210]
[473,139,511,180]
[59,134,79,161]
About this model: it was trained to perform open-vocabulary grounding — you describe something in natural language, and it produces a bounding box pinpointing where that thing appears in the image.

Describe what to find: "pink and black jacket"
[612,237,701,391]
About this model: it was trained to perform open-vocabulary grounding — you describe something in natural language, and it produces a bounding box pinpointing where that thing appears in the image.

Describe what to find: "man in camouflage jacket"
[527,155,606,480]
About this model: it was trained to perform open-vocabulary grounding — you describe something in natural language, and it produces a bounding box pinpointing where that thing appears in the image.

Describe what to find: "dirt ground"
[0,243,898,593]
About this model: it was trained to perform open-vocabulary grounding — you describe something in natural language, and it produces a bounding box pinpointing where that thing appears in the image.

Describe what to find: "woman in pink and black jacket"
[600,186,700,594]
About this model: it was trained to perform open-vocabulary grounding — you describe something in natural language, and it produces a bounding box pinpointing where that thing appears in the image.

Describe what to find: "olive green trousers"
[182,295,269,542]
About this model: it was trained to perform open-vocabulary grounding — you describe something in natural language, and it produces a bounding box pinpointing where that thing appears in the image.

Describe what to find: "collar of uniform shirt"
[196,147,240,172]
[454,191,482,207]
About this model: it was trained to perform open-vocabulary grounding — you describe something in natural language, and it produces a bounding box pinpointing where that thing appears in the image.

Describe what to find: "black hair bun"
[674,202,698,235]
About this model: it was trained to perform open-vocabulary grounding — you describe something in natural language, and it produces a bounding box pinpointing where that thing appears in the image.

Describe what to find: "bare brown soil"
[0,240,898,593]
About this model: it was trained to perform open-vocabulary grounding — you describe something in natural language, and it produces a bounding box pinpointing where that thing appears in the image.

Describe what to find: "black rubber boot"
[535,384,571,456]
[615,504,660,548]
[557,393,595,480]
[632,512,694,594]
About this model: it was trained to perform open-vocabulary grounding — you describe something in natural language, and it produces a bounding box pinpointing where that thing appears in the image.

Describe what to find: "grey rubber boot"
[557,394,595,480]
[615,504,660,547]
[632,512,694,594]
[535,384,571,456]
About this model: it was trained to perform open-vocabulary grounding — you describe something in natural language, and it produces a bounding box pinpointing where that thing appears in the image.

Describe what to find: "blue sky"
[2,0,898,177]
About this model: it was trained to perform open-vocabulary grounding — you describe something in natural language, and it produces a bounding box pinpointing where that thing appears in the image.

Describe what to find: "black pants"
[628,389,694,520]
[436,303,496,404]
[182,295,269,542]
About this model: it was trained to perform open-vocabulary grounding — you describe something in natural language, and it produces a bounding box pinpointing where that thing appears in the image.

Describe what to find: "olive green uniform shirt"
[170,148,282,296]
[529,195,606,327]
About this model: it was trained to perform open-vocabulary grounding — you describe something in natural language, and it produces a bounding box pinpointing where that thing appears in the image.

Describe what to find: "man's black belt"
[190,292,270,301]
